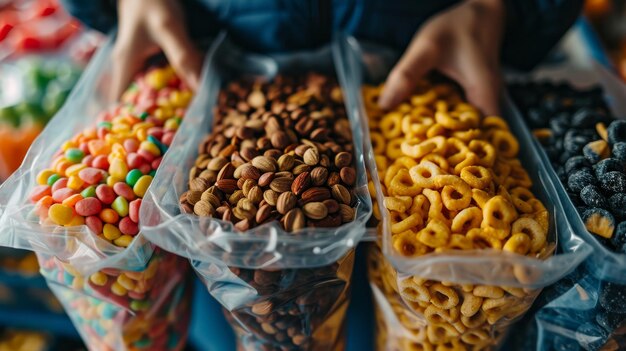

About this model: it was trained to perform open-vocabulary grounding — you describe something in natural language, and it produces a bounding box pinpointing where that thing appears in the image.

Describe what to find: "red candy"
[113,183,135,201]
[52,188,77,202]
[96,128,109,140]
[30,185,52,202]
[119,217,139,235]
[151,158,162,170]
[161,132,175,146]
[86,216,103,235]
[92,155,110,170]
[127,153,146,169]
[78,168,104,185]
[96,184,116,205]
[147,127,164,139]
[75,198,103,217]
[82,155,94,167]
[139,164,151,175]
[51,178,68,193]
[137,149,156,163]
[123,139,139,153]
[129,199,141,223]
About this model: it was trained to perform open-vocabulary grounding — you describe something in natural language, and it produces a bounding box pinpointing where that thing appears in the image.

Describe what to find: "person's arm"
[502,0,584,70]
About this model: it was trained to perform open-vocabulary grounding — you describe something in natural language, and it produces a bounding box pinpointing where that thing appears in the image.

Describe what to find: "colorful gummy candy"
[30,66,191,248]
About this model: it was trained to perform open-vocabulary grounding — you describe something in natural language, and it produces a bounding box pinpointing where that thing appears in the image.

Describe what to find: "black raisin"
[613,142,626,163]
[593,158,623,178]
[600,171,626,193]
[607,120,626,145]
[565,156,591,175]
[599,282,626,314]
[568,168,597,193]
[580,185,608,209]
[609,194,626,220]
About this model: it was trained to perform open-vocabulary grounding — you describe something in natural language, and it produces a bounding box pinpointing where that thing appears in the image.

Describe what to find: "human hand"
[378,0,506,115]
[111,0,202,99]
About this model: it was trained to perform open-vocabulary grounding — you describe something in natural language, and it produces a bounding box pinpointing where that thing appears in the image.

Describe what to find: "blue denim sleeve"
[60,0,117,33]
[502,0,584,70]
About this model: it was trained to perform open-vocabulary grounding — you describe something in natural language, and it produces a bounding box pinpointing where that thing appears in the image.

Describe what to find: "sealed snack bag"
[141,36,372,350]
[339,39,592,350]
[0,38,195,351]
[505,69,626,351]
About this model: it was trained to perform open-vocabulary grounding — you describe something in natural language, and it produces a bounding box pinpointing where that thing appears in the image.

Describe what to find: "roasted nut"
[291,172,311,195]
[302,202,328,220]
[216,179,238,193]
[247,186,263,204]
[323,199,339,214]
[186,190,202,205]
[301,187,331,203]
[277,154,295,171]
[334,152,352,168]
[270,177,293,193]
[263,190,279,206]
[217,163,236,181]
[277,192,297,215]
[331,184,351,205]
[256,204,273,223]
[194,200,215,217]
[247,90,266,108]
[339,204,355,222]
[303,148,320,166]
[190,177,209,192]
[252,156,277,173]
[201,190,221,208]
[258,172,275,187]
[235,164,261,180]
[283,208,306,232]
[339,167,356,186]
[327,172,341,187]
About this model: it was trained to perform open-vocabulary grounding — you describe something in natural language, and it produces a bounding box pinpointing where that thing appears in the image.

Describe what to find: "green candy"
[149,170,157,177]
[65,148,84,163]
[139,112,149,121]
[130,299,150,312]
[47,174,61,186]
[111,196,129,217]
[81,186,96,198]
[126,169,143,187]
[97,121,112,130]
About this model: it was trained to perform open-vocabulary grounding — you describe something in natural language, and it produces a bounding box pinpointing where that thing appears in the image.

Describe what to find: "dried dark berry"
[613,142,626,163]
[565,156,591,175]
[568,168,597,193]
[593,158,623,178]
[596,309,626,332]
[571,108,599,128]
[550,115,570,137]
[580,185,608,209]
[611,222,626,250]
[575,322,608,351]
[564,130,591,154]
[609,194,626,220]
[600,171,626,193]
[582,207,615,239]
[599,282,626,314]
[607,120,626,145]
[583,140,610,164]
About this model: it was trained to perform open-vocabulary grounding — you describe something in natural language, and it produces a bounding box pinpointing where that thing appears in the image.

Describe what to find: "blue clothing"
[61,0,583,70]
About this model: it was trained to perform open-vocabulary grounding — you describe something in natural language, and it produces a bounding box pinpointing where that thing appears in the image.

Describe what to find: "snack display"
[180,73,358,350]
[363,79,554,350]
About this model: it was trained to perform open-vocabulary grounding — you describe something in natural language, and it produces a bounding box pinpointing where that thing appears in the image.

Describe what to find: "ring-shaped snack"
[392,230,428,257]
[461,329,490,346]
[381,111,404,139]
[473,285,504,299]
[441,184,473,211]
[426,323,459,344]
[390,169,423,196]
[460,292,483,317]
[392,213,424,234]
[452,128,482,143]
[511,217,546,253]
[423,189,445,223]
[384,195,413,213]
[386,137,406,160]
[400,278,431,303]
[451,207,483,233]
[410,194,430,218]
[460,310,487,329]
[410,161,444,188]
[481,195,518,231]
[466,228,503,250]
[370,131,386,155]
[411,89,438,106]
[503,233,531,255]
[385,164,406,190]
[421,154,450,172]
[417,218,451,248]
[429,283,460,310]
[471,189,491,209]
[426,123,448,138]
[441,234,474,251]
[424,305,460,325]
[460,166,492,189]
[468,140,496,168]
[482,116,509,131]
[396,156,419,169]
[489,129,519,158]
[444,138,470,166]
[402,136,446,159]
[510,187,535,214]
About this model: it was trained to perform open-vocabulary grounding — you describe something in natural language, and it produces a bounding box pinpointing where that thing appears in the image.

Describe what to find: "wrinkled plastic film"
[507,65,626,284]
[141,34,371,350]
[141,35,371,270]
[0,37,153,275]
[342,37,593,350]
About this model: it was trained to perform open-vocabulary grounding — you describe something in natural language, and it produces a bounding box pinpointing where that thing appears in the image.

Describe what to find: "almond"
[276,191,297,215]
[291,172,311,195]
[323,199,339,214]
[271,131,289,149]
[235,164,261,180]
[251,156,276,173]
[215,179,238,193]
[247,185,263,204]
[186,190,203,205]
[263,190,279,206]
[292,164,311,175]
[258,172,275,187]
[270,177,293,193]
[300,187,331,203]
[190,177,209,192]
[217,163,236,181]
[201,191,221,208]
[194,200,215,217]
[303,148,319,166]
[310,167,328,186]
[331,184,351,205]
[247,90,266,108]
[302,202,328,220]
[283,208,305,232]
[256,204,273,224]
[339,167,356,186]
[334,152,352,168]
[277,154,295,171]
[339,204,355,222]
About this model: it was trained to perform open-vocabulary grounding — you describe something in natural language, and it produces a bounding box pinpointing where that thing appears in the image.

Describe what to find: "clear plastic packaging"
[141,34,372,350]
[0,37,194,350]
[341,38,593,350]
[503,62,626,351]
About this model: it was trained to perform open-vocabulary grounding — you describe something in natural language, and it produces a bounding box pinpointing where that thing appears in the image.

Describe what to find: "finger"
[110,41,146,101]
[454,45,501,116]
[378,36,439,110]
[148,14,202,91]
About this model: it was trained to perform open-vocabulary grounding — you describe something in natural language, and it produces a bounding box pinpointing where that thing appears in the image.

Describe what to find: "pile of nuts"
[180,74,358,232]
[363,80,551,350]
[181,73,358,350]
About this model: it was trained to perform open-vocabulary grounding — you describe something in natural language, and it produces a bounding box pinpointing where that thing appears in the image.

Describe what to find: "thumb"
[455,45,501,116]
[379,36,438,110]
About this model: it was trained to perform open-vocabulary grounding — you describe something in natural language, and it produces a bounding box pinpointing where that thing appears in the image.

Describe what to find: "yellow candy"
[67,175,85,190]
[103,223,122,241]
[65,164,87,177]
[164,118,179,131]
[109,159,129,180]
[114,235,133,247]
[107,176,122,187]
[136,128,148,141]
[67,215,85,227]
[105,133,123,146]
[112,123,131,134]
[90,272,108,286]
[140,141,161,156]
[48,204,74,226]
[111,282,127,296]
[147,69,167,90]
[61,140,77,151]
[117,274,136,291]
[37,169,56,185]
[133,175,153,197]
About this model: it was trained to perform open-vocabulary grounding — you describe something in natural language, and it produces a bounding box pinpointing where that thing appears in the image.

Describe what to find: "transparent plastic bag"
[0,36,196,350]
[141,34,372,350]
[339,38,593,350]
[502,63,626,351]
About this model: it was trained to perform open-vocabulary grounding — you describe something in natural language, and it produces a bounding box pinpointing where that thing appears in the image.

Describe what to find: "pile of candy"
[364,80,552,350]
[509,82,626,253]
[25,66,193,351]
[182,74,357,351]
